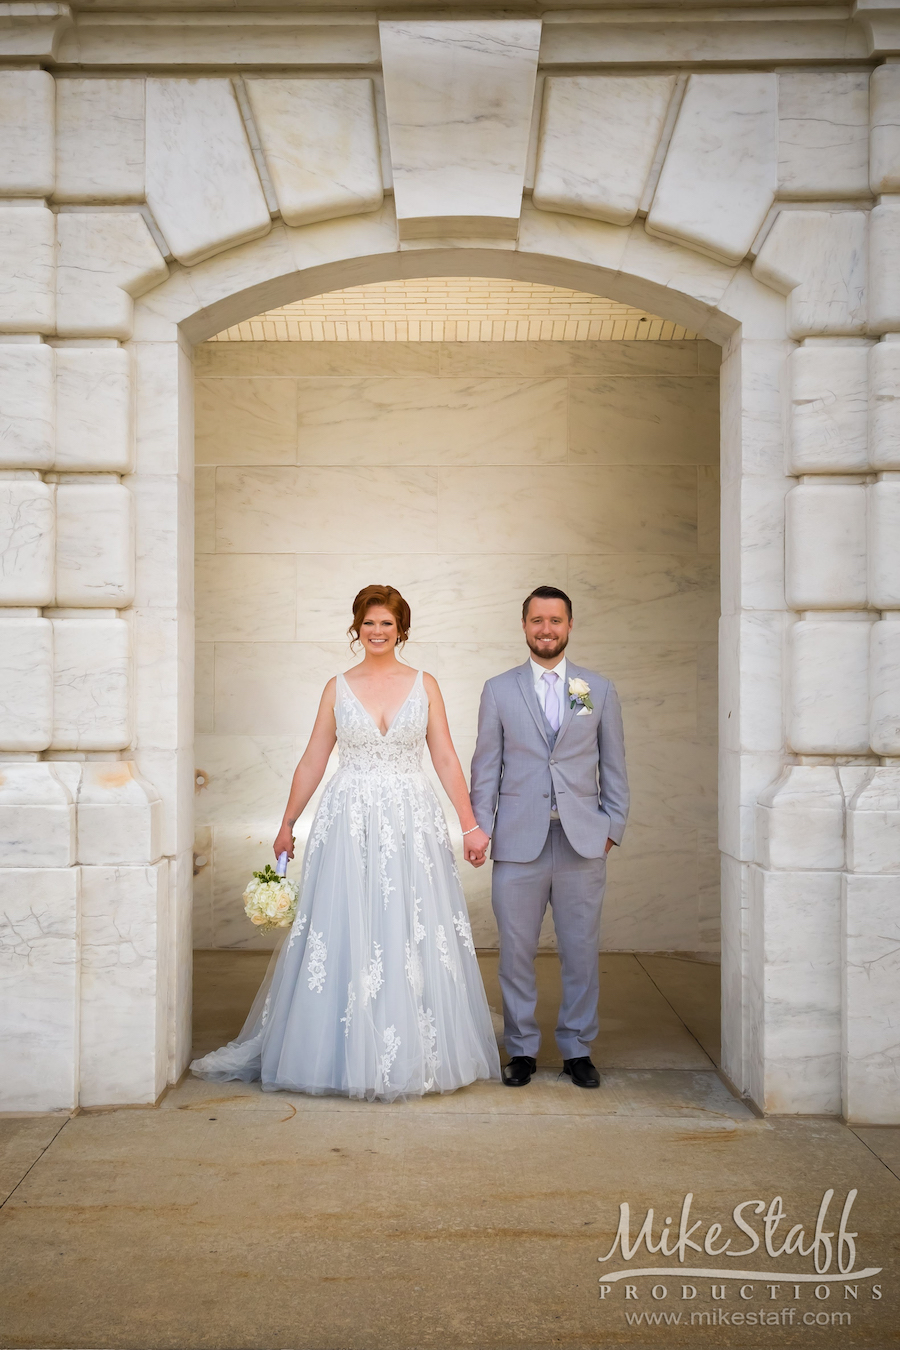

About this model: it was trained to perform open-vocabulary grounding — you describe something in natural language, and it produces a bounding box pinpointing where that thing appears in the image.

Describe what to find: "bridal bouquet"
[243,857,299,934]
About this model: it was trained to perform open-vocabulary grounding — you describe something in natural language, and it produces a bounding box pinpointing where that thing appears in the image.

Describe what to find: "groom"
[469,586,629,1089]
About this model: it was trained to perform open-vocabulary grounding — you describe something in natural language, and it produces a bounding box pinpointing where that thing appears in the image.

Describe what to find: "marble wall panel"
[196,555,296,643]
[0,207,55,335]
[869,479,900,608]
[842,872,900,1124]
[194,377,297,467]
[379,18,541,239]
[785,482,867,610]
[54,78,145,204]
[0,617,53,751]
[76,761,163,867]
[79,862,167,1105]
[195,468,215,554]
[0,345,54,471]
[869,339,900,470]
[50,617,131,752]
[0,70,54,197]
[132,610,189,754]
[0,866,80,1112]
[145,79,271,267]
[698,466,720,555]
[568,377,718,465]
[0,763,75,869]
[439,465,697,555]
[863,200,900,335]
[246,78,383,229]
[533,74,676,227]
[789,619,871,755]
[294,377,567,466]
[567,553,718,643]
[215,466,439,555]
[789,344,869,474]
[777,72,869,200]
[847,767,900,875]
[55,482,134,607]
[870,620,900,756]
[648,73,777,265]
[756,765,845,872]
[54,348,132,473]
[0,478,55,605]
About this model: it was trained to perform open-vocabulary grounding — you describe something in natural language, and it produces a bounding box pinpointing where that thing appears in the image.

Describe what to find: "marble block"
[869,479,900,608]
[869,338,900,469]
[842,872,900,1124]
[785,482,867,610]
[0,617,53,751]
[0,762,74,868]
[847,767,900,874]
[79,862,168,1106]
[54,347,132,473]
[756,764,845,871]
[55,482,134,608]
[379,18,541,239]
[532,74,676,227]
[50,616,131,752]
[0,866,80,1112]
[788,618,871,755]
[0,477,55,605]
[194,376,297,466]
[0,344,54,470]
[246,78,382,229]
[867,199,900,334]
[146,78,271,267]
[648,73,777,265]
[0,69,54,196]
[870,619,900,755]
[777,71,869,200]
[789,344,869,473]
[719,612,786,755]
[54,77,145,204]
[0,206,55,334]
[195,554,296,642]
[132,339,192,478]
[56,212,168,340]
[752,210,867,338]
[567,375,717,466]
[870,64,900,194]
[749,866,841,1115]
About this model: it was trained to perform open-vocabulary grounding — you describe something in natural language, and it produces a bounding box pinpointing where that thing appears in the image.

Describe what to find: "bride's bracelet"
[462,825,481,836]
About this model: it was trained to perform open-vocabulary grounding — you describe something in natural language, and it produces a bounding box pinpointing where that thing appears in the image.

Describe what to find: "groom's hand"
[464,827,490,867]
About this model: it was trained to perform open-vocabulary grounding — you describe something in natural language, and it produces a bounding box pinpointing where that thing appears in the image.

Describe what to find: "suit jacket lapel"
[516,663,549,747]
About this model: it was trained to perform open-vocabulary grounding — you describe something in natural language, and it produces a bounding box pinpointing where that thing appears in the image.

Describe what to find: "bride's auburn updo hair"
[348,585,411,650]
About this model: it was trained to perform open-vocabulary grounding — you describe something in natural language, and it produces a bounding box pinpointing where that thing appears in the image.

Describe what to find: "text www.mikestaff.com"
[623,1310,852,1327]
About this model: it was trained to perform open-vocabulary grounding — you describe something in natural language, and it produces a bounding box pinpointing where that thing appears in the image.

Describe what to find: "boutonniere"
[568,676,594,713]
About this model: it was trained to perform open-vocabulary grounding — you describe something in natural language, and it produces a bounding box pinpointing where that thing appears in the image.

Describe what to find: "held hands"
[273,824,295,861]
[464,827,490,868]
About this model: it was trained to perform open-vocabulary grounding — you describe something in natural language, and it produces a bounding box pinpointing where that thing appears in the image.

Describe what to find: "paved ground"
[0,953,897,1350]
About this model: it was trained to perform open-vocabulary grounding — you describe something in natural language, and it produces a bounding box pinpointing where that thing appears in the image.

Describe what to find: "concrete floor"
[0,952,898,1350]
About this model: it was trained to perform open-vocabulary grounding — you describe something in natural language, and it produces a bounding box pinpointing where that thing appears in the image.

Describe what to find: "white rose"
[568,677,590,698]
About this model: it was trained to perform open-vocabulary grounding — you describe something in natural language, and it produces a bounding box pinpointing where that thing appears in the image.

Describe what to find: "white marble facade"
[192,338,720,956]
[1,3,899,1123]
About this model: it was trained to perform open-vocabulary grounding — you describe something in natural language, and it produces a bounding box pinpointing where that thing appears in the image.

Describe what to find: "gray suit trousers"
[491,820,606,1060]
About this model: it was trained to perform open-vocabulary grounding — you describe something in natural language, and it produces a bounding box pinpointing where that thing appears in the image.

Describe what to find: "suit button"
[543,793,549,799]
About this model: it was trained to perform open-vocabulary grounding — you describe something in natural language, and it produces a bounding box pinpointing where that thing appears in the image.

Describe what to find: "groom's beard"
[526,631,569,661]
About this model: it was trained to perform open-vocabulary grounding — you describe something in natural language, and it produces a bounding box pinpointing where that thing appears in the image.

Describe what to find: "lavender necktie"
[541,670,561,732]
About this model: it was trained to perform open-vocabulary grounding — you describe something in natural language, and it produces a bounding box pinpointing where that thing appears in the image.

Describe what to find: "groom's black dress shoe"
[502,1055,537,1087]
[562,1057,601,1089]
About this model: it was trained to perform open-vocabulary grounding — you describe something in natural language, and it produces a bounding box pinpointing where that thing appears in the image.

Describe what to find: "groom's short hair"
[522,586,573,621]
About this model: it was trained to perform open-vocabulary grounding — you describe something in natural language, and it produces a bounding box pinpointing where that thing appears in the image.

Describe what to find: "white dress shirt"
[530,654,566,728]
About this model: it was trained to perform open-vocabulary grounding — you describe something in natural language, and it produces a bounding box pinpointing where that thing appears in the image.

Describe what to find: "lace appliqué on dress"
[452,911,476,957]
[381,1025,400,1088]
[361,942,384,1005]
[306,930,327,992]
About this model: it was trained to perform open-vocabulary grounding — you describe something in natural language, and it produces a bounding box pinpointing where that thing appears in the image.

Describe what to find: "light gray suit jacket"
[470,659,629,863]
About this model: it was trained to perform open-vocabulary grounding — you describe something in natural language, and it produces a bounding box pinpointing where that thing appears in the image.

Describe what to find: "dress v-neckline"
[341,670,421,738]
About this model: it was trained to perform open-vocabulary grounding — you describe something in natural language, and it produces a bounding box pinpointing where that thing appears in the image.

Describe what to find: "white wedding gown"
[190,670,501,1100]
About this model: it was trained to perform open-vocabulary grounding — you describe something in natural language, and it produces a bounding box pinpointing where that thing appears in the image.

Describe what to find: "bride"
[191,584,501,1100]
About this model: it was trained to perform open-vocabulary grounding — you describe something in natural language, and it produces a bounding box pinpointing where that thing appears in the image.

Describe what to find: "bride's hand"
[463,827,490,867]
[273,824,295,861]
